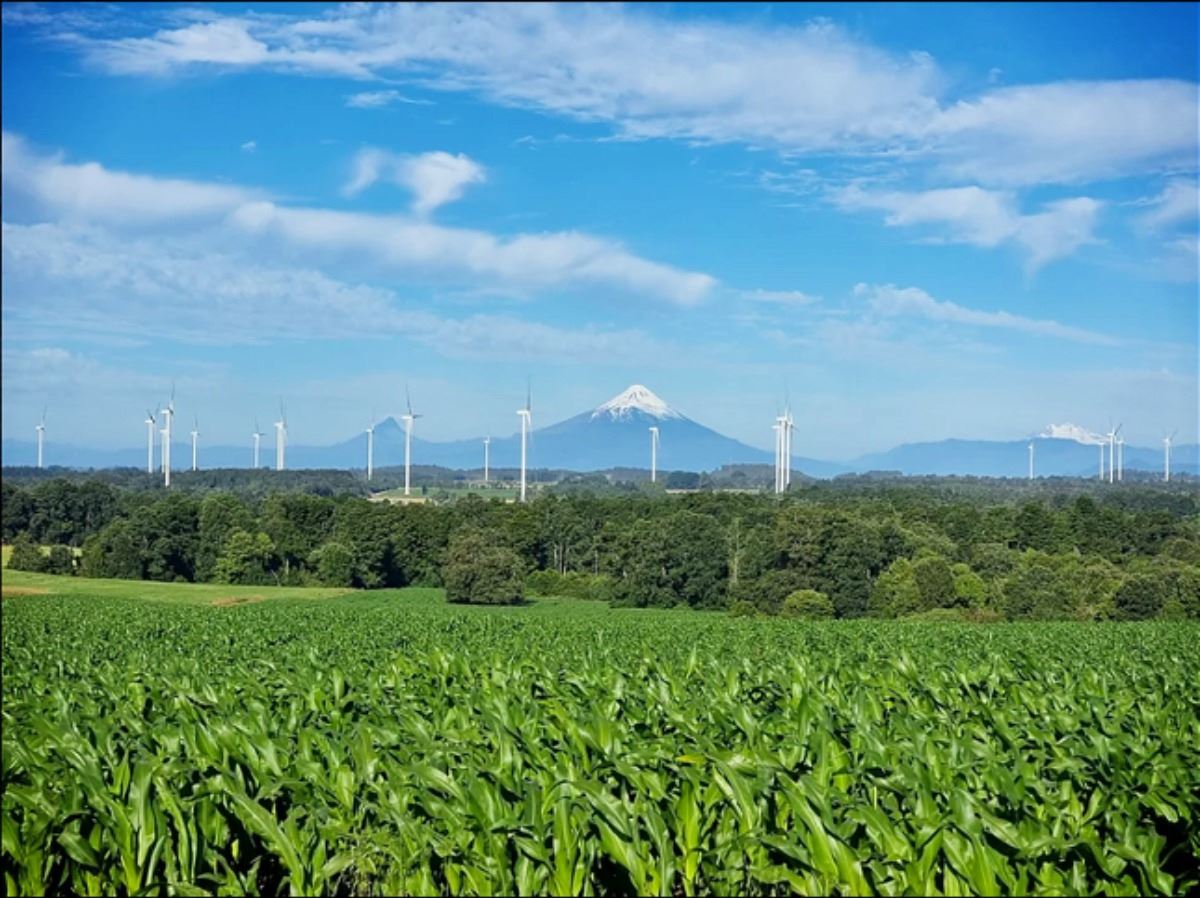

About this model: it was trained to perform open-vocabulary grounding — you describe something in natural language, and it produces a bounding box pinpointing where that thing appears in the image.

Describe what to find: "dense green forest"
[3,476,1197,620]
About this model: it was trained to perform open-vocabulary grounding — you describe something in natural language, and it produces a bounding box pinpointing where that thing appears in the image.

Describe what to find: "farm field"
[3,573,1198,896]
[372,484,528,502]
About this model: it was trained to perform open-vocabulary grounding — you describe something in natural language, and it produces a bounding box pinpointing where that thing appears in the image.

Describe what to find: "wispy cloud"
[230,201,715,305]
[737,288,821,307]
[1,345,178,398]
[924,80,1199,186]
[345,89,432,109]
[855,283,1119,345]
[1135,179,1199,231]
[2,131,255,224]
[2,132,715,305]
[54,4,1197,187]
[240,139,257,154]
[834,184,1102,271]
[1,222,684,366]
[343,148,486,215]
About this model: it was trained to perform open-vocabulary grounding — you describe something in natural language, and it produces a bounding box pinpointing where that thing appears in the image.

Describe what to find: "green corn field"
[3,589,1198,896]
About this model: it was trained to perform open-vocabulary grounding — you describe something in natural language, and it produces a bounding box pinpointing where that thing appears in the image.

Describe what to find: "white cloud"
[3,132,714,304]
[1,222,684,365]
[1136,179,1200,231]
[344,148,486,215]
[345,89,431,108]
[924,81,1199,186]
[1010,198,1104,272]
[240,140,257,153]
[63,5,1197,187]
[81,19,272,75]
[1,131,254,224]
[1,221,409,345]
[834,185,1102,270]
[0,346,172,398]
[855,283,1118,345]
[229,201,715,304]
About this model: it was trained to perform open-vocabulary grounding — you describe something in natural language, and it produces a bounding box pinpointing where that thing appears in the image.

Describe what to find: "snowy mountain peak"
[592,384,681,420]
[1040,423,1104,445]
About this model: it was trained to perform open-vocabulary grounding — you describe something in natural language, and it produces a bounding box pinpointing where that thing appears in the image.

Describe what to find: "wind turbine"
[190,416,199,472]
[144,409,157,474]
[401,386,422,496]
[777,412,790,494]
[483,436,491,485]
[1164,429,1177,482]
[161,385,175,488]
[649,426,660,483]
[365,411,375,482]
[252,418,262,469]
[274,400,287,471]
[1106,422,1121,484]
[517,382,532,503]
[35,407,46,469]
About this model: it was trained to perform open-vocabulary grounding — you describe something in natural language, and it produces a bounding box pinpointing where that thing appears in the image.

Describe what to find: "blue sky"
[2,2,1196,459]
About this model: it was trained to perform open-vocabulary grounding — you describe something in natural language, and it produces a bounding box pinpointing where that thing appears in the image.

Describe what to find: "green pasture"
[1,566,354,606]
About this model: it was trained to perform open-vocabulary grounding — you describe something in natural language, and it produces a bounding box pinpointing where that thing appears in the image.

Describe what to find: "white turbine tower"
[649,426,660,483]
[35,407,46,469]
[1028,441,1035,480]
[1164,429,1176,482]
[252,419,263,470]
[190,416,199,472]
[161,386,175,488]
[483,436,491,485]
[144,409,157,474]
[365,412,375,482]
[517,383,532,503]
[1098,441,1105,481]
[777,413,790,494]
[274,401,287,471]
[1106,422,1121,484]
[1116,436,1124,482]
[784,408,794,489]
[401,387,422,496]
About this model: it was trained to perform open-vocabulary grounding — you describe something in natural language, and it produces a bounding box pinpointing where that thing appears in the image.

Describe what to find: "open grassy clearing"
[3,573,1198,895]
[0,567,355,605]
[372,484,528,502]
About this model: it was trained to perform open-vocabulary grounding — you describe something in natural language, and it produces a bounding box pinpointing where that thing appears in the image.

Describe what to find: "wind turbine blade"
[1170,428,1178,441]
[406,385,413,416]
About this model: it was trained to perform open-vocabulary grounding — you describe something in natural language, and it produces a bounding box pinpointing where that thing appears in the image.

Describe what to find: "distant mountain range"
[3,385,1196,479]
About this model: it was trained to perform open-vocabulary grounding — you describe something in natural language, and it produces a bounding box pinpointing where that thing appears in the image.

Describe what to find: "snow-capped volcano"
[1040,423,1104,445]
[591,384,682,420]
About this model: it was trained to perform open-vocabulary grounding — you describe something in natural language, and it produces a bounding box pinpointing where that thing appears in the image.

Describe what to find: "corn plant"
[3,592,1198,895]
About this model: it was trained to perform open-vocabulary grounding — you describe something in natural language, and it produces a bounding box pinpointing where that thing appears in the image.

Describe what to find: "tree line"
[3,477,1197,620]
